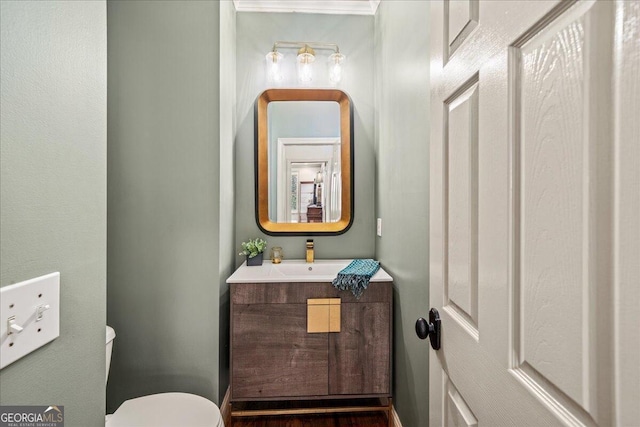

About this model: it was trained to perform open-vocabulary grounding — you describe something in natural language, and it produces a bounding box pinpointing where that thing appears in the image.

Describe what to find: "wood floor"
[230,412,389,427]
[227,398,393,426]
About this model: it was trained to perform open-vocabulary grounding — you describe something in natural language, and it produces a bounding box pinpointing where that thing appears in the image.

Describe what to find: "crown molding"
[233,0,380,16]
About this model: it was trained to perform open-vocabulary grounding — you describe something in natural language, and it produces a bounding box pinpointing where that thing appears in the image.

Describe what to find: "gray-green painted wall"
[1,4,430,425]
[237,9,431,425]
[235,12,375,262]
[107,0,235,411]
[218,0,237,401]
[375,2,431,426]
[0,2,107,426]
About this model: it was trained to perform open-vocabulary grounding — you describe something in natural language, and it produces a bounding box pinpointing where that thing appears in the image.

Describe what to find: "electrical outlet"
[377,218,382,237]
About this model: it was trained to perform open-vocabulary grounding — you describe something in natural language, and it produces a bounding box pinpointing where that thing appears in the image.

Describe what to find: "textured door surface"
[329,302,391,395]
[429,0,639,425]
[232,303,328,399]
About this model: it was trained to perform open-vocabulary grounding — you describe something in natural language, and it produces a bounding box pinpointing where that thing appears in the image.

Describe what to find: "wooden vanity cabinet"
[230,281,392,401]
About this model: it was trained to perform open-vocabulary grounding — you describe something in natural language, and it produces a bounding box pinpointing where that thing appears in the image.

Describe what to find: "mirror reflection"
[255,89,353,235]
[268,101,342,223]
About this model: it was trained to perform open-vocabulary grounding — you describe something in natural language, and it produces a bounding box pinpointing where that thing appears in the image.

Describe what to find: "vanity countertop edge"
[227,259,393,283]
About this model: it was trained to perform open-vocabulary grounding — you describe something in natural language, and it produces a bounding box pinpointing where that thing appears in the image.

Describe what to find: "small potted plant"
[239,238,267,266]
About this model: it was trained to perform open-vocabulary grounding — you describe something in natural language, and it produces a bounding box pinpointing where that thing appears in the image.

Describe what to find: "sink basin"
[273,261,349,277]
[226,259,392,283]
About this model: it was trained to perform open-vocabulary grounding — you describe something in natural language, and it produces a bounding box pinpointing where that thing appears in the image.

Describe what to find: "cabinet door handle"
[307,298,341,333]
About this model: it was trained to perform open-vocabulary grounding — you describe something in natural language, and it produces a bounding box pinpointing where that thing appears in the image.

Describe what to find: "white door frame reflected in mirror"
[275,137,340,224]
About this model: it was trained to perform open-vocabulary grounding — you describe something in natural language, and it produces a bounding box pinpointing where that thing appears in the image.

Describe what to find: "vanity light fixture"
[265,41,345,84]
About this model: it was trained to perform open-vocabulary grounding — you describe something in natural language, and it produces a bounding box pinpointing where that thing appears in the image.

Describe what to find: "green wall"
[107,0,235,411]
[235,12,376,262]
[218,0,237,402]
[375,2,431,426]
[236,8,431,425]
[1,4,431,425]
[0,2,107,426]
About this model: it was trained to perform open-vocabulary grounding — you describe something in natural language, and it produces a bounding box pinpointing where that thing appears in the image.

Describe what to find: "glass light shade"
[297,52,315,83]
[328,53,345,84]
[265,51,283,83]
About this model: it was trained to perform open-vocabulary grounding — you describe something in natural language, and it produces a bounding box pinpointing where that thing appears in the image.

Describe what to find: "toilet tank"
[106,326,116,385]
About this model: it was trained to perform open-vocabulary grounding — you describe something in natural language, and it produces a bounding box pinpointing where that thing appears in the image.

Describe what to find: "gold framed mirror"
[255,88,353,235]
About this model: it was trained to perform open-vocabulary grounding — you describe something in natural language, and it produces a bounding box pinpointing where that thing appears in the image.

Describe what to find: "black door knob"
[415,308,441,350]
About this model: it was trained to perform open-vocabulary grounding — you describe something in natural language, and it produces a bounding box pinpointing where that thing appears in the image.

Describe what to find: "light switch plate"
[1,272,60,369]
[377,218,382,237]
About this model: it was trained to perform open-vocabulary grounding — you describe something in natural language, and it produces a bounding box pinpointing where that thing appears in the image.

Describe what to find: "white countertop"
[226,259,393,283]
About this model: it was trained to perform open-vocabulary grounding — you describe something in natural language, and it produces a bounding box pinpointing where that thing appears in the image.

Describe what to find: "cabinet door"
[232,303,328,399]
[328,302,391,395]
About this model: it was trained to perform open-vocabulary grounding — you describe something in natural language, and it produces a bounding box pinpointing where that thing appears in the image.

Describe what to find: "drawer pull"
[307,298,341,333]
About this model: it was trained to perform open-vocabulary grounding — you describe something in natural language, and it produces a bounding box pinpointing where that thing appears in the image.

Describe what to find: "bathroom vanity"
[226,260,393,422]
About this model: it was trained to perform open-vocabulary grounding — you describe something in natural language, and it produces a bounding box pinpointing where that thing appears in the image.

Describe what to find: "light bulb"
[297,45,315,83]
[328,53,345,84]
[265,51,283,83]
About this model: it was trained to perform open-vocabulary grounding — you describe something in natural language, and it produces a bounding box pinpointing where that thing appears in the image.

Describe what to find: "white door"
[428,1,639,426]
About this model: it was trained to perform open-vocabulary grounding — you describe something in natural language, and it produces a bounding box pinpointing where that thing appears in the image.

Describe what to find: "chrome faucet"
[306,239,314,263]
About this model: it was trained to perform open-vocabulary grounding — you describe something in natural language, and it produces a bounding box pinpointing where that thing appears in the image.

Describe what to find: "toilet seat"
[106,392,223,427]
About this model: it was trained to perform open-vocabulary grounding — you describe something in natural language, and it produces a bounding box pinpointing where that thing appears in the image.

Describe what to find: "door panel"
[444,375,478,427]
[518,13,588,404]
[445,0,479,62]
[232,304,328,399]
[445,79,479,334]
[511,1,614,421]
[329,302,390,395]
[430,0,636,426]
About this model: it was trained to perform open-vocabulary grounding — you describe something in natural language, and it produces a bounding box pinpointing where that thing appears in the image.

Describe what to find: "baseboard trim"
[221,386,231,426]
[392,405,403,427]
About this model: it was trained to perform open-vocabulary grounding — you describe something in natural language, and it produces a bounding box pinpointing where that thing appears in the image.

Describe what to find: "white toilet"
[105,326,224,427]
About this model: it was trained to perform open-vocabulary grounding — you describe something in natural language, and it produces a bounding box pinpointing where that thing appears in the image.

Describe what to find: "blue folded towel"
[332,259,380,298]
